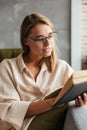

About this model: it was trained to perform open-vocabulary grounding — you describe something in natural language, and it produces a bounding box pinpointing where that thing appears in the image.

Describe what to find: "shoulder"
[0,54,22,70]
[56,59,74,75]
[0,59,16,75]
[57,59,68,64]
[0,57,16,67]
[58,59,72,67]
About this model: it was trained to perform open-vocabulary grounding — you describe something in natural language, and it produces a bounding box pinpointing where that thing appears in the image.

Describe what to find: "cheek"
[34,44,43,50]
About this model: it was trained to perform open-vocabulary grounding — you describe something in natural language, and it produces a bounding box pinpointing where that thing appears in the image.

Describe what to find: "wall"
[0,0,71,64]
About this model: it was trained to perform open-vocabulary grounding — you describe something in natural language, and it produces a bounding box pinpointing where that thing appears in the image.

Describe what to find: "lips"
[43,48,52,53]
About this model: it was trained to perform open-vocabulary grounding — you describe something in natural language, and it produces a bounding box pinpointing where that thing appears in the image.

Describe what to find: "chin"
[43,53,51,57]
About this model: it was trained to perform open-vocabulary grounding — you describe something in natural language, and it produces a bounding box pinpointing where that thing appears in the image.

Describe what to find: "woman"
[0,13,86,130]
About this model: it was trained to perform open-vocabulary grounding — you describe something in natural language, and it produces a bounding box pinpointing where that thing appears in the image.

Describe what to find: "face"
[25,24,55,59]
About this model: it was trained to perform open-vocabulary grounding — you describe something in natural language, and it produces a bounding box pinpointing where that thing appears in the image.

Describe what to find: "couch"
[63,104,87,130]
[0,48,22,62]
[0,49,87,130]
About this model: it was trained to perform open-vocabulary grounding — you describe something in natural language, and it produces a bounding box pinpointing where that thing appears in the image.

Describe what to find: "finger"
[77,96,83,106]
[75,98,79,107]
[83,93,87,105]
[58,103,65,108]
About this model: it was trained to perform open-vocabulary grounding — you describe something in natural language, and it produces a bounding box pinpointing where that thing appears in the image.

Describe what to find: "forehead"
[30,24,53,36]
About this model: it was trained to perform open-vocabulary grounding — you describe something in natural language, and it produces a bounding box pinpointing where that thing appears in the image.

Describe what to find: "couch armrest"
[0,49,22,62]
[63,105,87,130]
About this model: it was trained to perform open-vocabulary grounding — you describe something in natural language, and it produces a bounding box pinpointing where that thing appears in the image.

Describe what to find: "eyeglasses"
[28,32,57,44]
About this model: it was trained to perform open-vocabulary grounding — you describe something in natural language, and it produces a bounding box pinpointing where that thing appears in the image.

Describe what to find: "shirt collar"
[17,54,48,74]
[40,62,48,72]
[17,54,26,73]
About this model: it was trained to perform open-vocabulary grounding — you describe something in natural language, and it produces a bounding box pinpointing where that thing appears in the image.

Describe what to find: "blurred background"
[0,0,87,70]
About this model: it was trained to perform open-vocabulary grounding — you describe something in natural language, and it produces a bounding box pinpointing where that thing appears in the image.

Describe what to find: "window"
[80,0,87,69]
[71,0,81,70]
[71,0,87,70]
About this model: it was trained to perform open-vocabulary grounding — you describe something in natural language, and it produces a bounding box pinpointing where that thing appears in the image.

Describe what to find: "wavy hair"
[20,13,59,72]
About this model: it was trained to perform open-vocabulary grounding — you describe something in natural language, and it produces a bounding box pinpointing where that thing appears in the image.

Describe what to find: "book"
[52,70,87,108]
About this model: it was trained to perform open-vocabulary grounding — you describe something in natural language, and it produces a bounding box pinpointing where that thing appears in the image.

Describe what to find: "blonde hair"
[20,13,58,72]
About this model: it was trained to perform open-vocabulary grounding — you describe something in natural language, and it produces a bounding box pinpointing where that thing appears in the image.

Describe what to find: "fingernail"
[78,96,81,98]
[83,93,86,96]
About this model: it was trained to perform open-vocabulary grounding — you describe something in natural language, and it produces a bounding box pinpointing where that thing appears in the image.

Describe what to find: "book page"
[73,70,87,79]
[73,77,87,84]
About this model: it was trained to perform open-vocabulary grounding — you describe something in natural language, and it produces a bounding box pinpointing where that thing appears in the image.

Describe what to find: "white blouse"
[0,54,73,130]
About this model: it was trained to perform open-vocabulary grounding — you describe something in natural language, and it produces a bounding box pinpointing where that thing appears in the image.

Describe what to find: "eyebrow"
[34,32,53,38]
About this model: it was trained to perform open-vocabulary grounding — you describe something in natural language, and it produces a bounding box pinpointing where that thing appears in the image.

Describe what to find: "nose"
[44,38,50,46]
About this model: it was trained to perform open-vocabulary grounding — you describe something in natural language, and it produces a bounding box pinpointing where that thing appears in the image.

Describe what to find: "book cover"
[52,70,87,108]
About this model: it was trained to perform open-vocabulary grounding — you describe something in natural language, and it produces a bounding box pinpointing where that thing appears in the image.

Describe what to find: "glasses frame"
[27,32,57,44]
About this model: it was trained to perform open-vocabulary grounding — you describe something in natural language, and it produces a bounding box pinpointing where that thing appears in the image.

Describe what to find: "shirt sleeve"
[0,60,30,129]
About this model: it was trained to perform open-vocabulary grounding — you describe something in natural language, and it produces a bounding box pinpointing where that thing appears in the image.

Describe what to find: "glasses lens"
[34,37,45,42]
[41,37,47,43]
[28,32,57,43]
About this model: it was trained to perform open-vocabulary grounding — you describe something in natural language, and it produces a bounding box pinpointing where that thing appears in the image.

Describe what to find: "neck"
[23,53,44,67]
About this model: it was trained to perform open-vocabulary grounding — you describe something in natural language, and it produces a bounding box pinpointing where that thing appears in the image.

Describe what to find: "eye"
[48,35,53,39]
[41,37,47,42]
[33,38,41,42]
[48,32,56,38]
[34,37,46,42]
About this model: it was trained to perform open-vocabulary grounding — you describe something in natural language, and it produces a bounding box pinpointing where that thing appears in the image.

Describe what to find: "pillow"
[28,89,69,130]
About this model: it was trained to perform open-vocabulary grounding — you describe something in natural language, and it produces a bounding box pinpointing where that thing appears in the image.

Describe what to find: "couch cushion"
[0,49,22,62]
[28,89,68,130]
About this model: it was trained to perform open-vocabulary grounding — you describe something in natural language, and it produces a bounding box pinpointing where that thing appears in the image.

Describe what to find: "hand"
[26,97,56,117]
[75,93,87,107]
